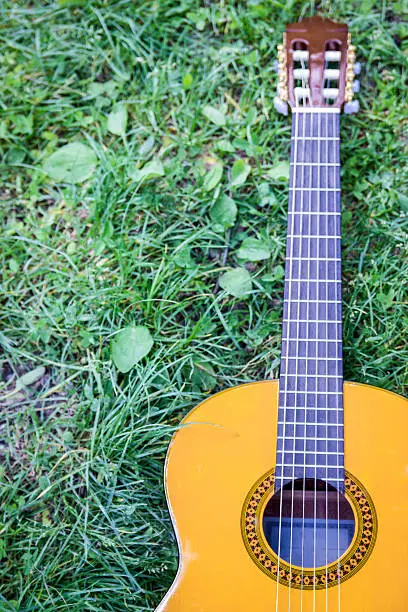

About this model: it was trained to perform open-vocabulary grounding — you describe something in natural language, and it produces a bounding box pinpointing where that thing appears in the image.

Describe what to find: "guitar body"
[158,381,408,612]
[156,17,406,611]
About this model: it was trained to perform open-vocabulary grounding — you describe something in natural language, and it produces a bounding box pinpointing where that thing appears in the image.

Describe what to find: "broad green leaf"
[191,361,217,391]
[43,143,97,183]
[39,475,50,490]
[88,80,117,99]
[183,73,193,89]
[216,139,235,153]
[202,105,226,126]
[246,107,257,125]
[237,238,271,261]
[107,103,128,136]
[258,182,278,208]
[267,161,290,180]
[16,366,45,390]
[398,193,408,212]
[128,159,164,182]
[139,135,155,158]
[261,265,285,283]
[111,325,153,373]
[204,162,223,191]
[63,430,73,443]
[219,268,252,298]
[378,290,395,310]
[174,246,194,269]
[230,159,251,187]
[272,264,285,280]
[210,194,237,229]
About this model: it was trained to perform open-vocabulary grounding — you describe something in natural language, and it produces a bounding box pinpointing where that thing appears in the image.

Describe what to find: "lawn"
[0,1,407,610]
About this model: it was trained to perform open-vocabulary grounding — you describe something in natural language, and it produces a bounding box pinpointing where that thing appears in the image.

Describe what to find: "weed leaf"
[107,103,128,137]
[43,143,97,183]
[111,326,153,373]
[237,238,270,261]
[204,162,223,191]
[378,290,395,310]
[267,161,290,180]
[210,194,237,229]
[16,366,46,390]
[202,105,226,126]
[230,159,251,187]
[128,159,164,182]
[138,136,155,158]
[219,268,252,298]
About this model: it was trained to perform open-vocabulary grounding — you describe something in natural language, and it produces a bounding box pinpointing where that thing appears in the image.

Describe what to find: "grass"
[0,0,407,609]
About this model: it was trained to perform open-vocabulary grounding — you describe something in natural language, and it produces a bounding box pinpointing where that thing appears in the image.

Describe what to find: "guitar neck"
[276,108,344,491]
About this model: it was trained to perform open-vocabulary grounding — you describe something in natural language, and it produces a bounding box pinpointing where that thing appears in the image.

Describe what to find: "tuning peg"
[352,80,360,93]
[344,100,360,114]
[353,62,361,75]
[274,96,288,116]
[273,59,280,73]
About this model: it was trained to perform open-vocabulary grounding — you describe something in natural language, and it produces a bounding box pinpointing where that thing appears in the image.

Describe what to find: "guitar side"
[157,380,408,612]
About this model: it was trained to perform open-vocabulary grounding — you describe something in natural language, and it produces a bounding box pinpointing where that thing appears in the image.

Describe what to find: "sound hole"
[262,478,355,568]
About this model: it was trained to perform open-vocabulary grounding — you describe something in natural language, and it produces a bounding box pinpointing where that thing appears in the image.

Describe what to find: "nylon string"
[275,107,300,612]
[287,96,307,611]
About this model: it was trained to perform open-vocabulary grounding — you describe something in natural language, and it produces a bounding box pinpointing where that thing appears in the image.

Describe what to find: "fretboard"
[276,109,344,492]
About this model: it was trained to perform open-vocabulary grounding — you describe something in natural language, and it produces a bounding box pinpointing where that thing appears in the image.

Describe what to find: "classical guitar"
[157,16,408,611]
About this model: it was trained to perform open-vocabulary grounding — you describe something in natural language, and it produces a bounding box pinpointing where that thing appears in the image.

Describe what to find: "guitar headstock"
[274,16,360,115]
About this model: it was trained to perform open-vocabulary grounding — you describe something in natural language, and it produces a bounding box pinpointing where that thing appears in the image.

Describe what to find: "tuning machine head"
[344,35,361,111]
[274,18,361,115]
[274,36,289,115]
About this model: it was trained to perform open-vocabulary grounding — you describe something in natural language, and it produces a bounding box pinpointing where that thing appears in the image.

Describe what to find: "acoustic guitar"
[157,16,408,611]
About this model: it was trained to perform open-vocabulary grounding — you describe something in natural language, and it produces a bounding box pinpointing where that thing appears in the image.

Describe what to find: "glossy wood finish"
[157,381,408,611]
[285,16,349,109]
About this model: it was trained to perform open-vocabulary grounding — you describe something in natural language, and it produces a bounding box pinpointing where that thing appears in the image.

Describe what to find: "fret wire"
[279,436,343,441]
[287,272,341,276]
[289,187,340,192]
[281,391,342,395]
[290,162,340,166]
[288,211,341,215]
[275,477,345,483]
[277,450,342,455]
[282,357,341,361]
[291,137,340,140]
[288,235,340,238]
[283,374,343,379]
[276,464,344,469]
[284,300,341,304]
[278,405,343,409]
[283,318,342,323]
[283,340,341,344]
[278,421,344,426]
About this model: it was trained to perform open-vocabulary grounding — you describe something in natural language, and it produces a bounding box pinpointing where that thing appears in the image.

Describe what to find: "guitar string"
[325,109,329,612]
[275,107,300,612]
[285,104,301,610]
[334,109,342,612]
[312,109,319,612]
[300,108,313,612]
[287,95,307,612]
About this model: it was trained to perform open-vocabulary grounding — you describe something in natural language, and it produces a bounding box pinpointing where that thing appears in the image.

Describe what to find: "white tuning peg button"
[344,100,360,114]
[352,80,360,93]
[353,62,361,75]
[274,96,288,116]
